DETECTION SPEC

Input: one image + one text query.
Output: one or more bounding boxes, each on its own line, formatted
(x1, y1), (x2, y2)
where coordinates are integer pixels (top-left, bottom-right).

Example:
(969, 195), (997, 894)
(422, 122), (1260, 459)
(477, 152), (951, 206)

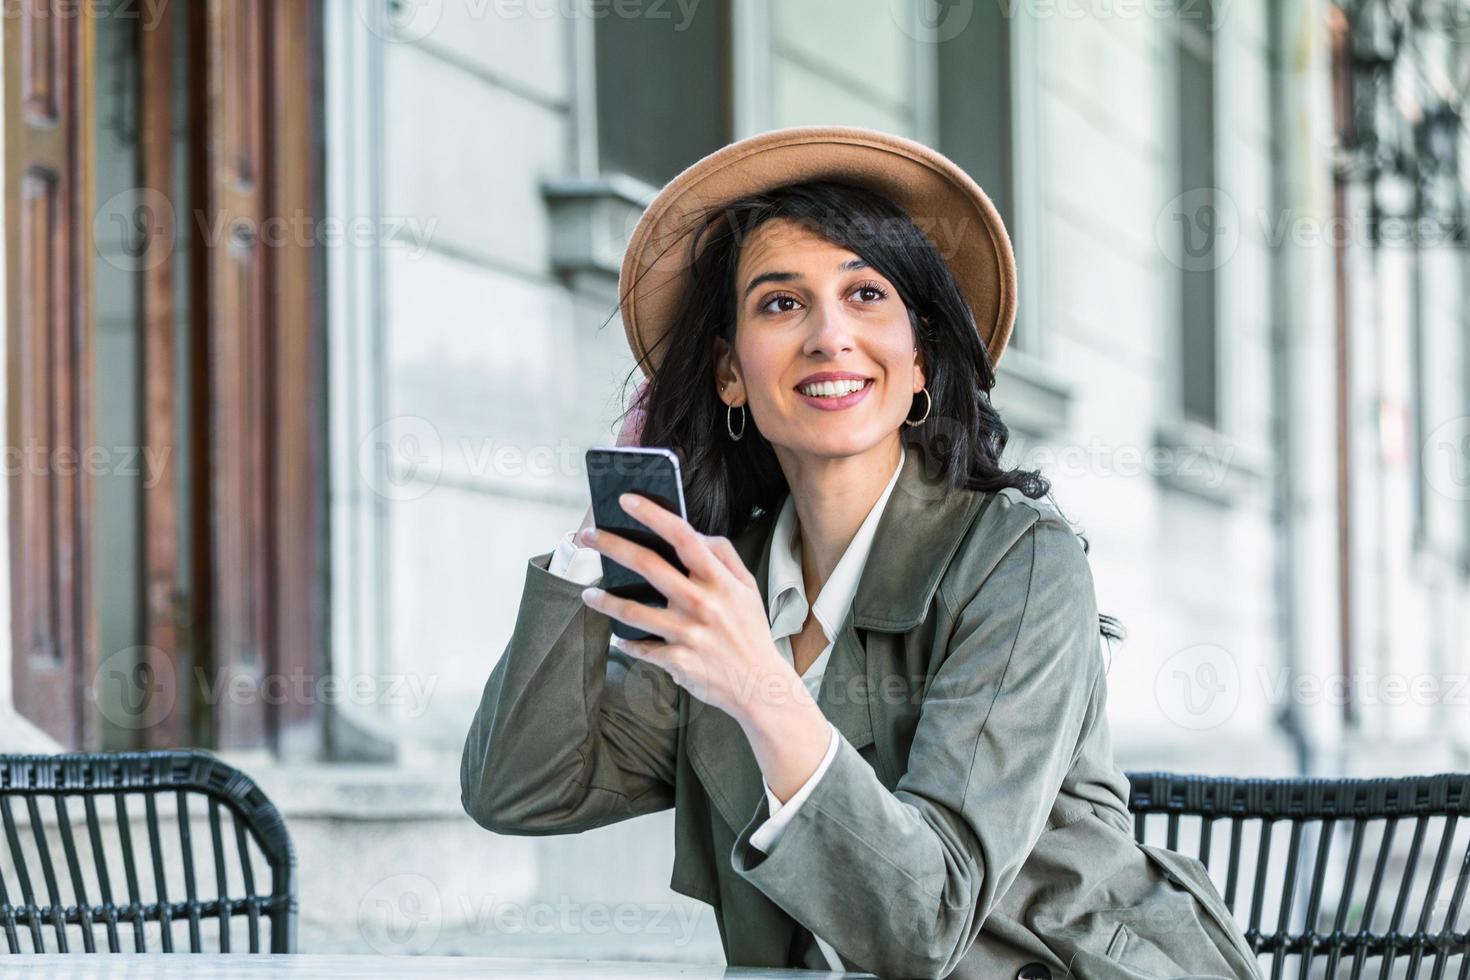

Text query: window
(592, 0), (733, 187)
(934, 3), (1071, 437)
(935, 5), (1013, 270)
(1174, 2), (1220, 429)
(1152, 0), (1267, 504)
(545, 0), (734, 285)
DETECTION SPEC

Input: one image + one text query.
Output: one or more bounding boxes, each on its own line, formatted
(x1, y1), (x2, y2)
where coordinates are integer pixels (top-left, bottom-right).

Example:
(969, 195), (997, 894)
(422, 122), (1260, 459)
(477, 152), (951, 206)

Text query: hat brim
(618, 125), (1018, 379)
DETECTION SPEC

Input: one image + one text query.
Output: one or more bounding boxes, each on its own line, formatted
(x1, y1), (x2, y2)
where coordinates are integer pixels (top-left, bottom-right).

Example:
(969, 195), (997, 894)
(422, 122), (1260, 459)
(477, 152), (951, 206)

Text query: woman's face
(714, 218), (925, 463)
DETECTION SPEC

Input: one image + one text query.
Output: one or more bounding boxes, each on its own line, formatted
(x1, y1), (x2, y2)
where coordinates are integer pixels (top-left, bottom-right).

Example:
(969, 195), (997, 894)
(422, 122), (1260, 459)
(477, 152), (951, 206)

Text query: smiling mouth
(795, 378), (873, 398)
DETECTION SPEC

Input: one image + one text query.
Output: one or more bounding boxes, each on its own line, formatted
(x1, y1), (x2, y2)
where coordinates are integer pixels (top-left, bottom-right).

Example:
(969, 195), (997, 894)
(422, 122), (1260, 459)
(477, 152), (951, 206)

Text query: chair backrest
(0, 750), (296, 953)
(1126, 770), (1470, 980)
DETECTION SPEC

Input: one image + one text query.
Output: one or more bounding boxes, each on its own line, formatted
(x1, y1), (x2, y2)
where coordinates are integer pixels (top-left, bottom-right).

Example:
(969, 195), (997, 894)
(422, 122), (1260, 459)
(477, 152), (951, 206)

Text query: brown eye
(759, 292), (802, 315)
(852, 281), (888, 302)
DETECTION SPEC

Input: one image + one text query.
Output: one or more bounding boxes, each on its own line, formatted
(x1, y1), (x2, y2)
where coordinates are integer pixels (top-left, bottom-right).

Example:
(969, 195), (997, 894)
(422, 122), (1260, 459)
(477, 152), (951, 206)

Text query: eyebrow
(741, 258), (870, 302)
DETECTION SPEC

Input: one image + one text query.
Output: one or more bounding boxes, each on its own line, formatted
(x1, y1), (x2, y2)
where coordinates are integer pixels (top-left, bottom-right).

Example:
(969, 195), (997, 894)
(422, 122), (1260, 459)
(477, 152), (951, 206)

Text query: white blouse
(547, 444), (907, 972)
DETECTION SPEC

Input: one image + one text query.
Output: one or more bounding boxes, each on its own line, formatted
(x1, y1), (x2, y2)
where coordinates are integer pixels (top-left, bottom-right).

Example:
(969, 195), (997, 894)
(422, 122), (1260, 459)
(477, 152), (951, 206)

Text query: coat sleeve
(459, 550), (682, 835)
(728, 515), (1104, 979)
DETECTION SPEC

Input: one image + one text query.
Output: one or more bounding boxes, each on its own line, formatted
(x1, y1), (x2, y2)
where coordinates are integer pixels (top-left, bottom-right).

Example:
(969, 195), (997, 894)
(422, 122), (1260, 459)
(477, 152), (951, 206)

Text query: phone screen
(584, 447), (690, 641)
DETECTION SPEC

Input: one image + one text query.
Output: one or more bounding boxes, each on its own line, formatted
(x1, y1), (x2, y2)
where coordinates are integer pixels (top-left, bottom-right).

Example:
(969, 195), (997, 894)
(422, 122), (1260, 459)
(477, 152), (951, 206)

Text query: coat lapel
(686, 444), (988, 834)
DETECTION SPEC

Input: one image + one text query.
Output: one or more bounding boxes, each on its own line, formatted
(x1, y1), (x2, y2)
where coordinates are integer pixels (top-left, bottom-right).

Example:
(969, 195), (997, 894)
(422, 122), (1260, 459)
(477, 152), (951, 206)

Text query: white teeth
(799, 379), (868, 398)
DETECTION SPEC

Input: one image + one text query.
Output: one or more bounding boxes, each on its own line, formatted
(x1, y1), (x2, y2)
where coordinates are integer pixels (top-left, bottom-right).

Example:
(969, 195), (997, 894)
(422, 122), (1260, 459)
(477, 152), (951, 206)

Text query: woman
(461, 126), (1262, 980)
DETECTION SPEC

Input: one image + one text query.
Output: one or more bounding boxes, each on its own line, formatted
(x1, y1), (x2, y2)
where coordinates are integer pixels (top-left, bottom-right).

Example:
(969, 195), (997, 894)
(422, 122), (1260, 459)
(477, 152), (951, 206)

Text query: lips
(794, 371), (872, 389)
(795, 378), (874, 412)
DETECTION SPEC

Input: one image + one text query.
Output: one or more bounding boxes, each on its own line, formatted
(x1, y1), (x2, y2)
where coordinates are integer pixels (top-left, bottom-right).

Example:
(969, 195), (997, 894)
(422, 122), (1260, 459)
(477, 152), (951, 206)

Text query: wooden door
(6, 0), (324, 754)
(187, 0), (324, 754)
(4, 0), (97, 749)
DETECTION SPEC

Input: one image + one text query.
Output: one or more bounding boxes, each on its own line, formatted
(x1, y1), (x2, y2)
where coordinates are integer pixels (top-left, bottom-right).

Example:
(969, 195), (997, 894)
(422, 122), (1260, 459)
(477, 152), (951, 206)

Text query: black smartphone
(584, 446), (690, 641)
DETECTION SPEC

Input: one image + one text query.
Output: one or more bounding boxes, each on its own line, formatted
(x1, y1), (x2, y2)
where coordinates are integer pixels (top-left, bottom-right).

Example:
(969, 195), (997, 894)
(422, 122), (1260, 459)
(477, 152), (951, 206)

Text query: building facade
(0, 0), (1465, 957)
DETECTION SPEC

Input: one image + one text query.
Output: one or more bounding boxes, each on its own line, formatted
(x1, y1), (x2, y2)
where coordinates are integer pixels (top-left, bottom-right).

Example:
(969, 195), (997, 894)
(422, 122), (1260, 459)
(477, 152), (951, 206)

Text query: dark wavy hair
(606, 178), (1125, 647)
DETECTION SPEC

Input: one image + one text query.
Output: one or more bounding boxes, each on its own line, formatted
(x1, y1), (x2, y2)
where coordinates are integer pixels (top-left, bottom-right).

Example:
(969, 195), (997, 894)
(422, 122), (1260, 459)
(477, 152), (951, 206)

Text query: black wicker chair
(1127, 770), (1470, 980)
(0, 750), (296, 953)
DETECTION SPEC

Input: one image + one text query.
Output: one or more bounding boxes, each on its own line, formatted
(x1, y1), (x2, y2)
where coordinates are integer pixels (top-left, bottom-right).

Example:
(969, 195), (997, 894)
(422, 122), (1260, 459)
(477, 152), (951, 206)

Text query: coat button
(1016, 963), (1052, 980)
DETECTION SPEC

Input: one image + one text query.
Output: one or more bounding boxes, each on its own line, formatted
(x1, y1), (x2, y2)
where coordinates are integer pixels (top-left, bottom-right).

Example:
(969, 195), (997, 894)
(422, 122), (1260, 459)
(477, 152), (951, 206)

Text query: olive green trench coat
(461, 446), (1264, 980)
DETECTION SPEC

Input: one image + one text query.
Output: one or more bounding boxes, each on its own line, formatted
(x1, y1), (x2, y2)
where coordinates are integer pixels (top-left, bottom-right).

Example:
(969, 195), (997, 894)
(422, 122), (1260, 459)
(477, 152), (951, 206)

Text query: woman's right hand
(577, 378), (651, 533)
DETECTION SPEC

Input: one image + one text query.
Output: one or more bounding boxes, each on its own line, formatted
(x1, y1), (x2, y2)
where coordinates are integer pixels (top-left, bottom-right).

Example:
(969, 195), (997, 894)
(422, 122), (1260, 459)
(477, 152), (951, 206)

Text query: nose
(801, 300), (856, 359)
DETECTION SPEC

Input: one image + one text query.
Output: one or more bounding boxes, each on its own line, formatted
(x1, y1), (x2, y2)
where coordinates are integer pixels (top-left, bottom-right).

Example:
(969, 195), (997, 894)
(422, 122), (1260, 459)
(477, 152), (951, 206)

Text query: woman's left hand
(577, 493), (793, 724)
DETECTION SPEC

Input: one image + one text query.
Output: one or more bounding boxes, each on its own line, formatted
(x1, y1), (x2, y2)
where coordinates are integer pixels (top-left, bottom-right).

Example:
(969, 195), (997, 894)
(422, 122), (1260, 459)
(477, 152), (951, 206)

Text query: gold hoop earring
(904, 387), (931, 428)
(727, 403), (746, 440)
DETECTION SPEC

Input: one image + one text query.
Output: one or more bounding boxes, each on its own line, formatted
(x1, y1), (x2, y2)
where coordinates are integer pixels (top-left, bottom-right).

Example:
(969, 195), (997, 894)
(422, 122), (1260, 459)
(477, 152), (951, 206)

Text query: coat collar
(686, 442), (989, 835)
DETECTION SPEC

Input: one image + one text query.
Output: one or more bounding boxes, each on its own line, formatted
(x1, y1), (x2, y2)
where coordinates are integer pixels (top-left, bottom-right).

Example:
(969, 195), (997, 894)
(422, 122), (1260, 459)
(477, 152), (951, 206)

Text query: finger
(611, 634), (644, 658)
(613, 634), (668, 665)
(620, 493), (724, 581)
(583, 526), (700, 610)
(583, 585), (682, 642)
(704, 534), (756, 590)
(612, 636), (685, 685)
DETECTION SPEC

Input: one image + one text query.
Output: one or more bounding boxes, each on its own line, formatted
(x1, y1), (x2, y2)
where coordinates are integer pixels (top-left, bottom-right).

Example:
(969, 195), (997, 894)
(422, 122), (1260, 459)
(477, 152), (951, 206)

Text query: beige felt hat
(617, 125), (1018, 380)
